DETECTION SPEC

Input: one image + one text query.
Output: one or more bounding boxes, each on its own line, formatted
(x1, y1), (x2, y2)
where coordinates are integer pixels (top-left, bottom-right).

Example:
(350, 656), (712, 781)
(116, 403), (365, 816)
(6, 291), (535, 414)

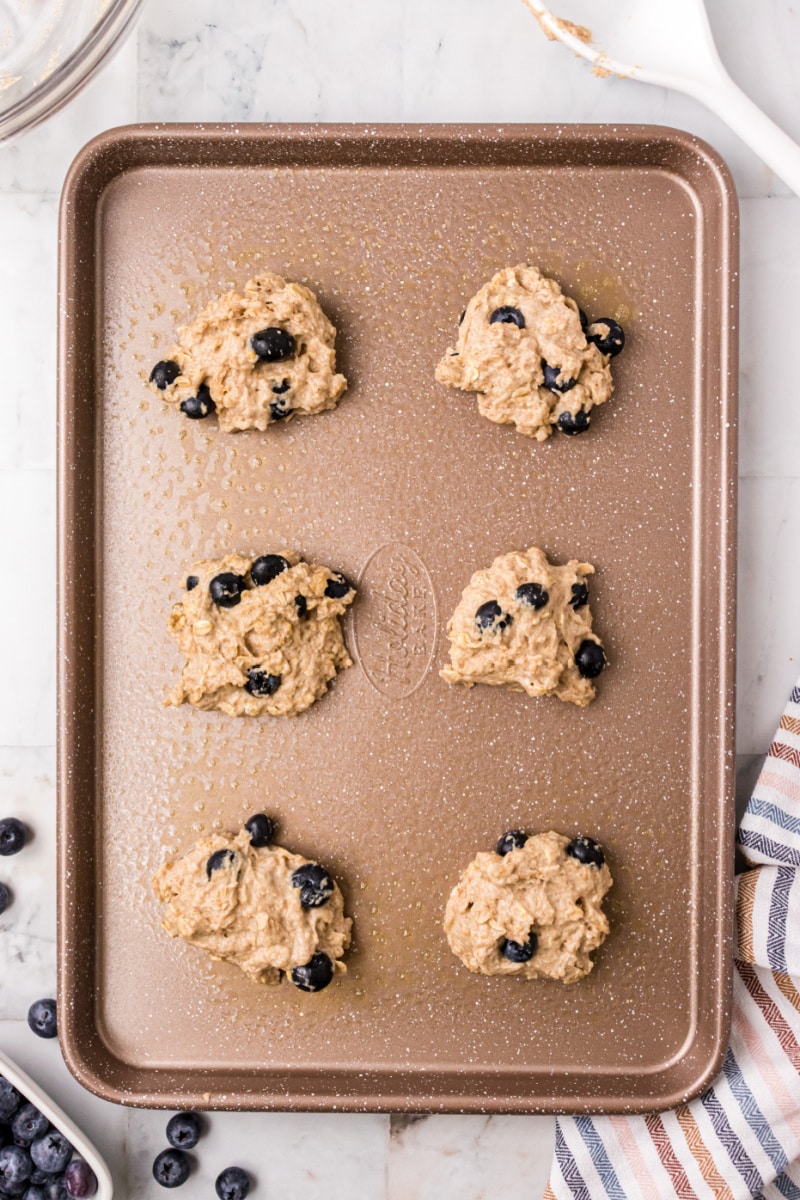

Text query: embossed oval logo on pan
(352, 544), (438, 700)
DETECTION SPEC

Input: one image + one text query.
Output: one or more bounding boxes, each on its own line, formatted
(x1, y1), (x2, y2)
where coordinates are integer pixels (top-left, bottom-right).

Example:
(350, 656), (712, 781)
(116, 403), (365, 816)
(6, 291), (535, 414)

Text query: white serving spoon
(520, 0), (800, 197)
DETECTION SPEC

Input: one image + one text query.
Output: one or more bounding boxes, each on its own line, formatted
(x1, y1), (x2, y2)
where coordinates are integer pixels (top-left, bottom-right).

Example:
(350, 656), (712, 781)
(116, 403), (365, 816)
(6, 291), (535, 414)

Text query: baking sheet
(57, 123), (737, 1112)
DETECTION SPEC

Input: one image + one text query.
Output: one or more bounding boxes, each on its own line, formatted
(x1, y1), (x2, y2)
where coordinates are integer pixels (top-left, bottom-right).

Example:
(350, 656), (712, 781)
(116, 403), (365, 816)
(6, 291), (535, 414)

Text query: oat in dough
(153, 827), (352, 988)
(166, 552), (355, 717)
(435, 264), (619, 441)
(150, 271), (347, 432)
(440, 546), (606, 707)
(444, 830), (612, 983)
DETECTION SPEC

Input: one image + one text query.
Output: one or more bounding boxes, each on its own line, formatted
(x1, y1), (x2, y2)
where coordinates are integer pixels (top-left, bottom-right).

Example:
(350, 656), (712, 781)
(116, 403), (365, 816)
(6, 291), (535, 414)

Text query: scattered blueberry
(290, 951), (334, 993)
(30, 1131), (71, 1175)
(206, 849), (237, 879)
(0, 883), (10, 915)
(501, 932), (538, 963)
(244, 814), (274, 849)
(566, 836), (605, 868)
(489, 306), (525, 329)
(251, 327), (295, 362)
(271, 379), (291, 394)
(209, 573), (247, 608)
(27, 1000), (57, 1040)
(557, 409), (591, 436)
(251, 555), (290, 586)
(244, 669), (281, 697)
(587, 317), (625, 357)
(474, 600), (511, 632)
(542, 362), (577, 393)
(324, 572), (351, 600)
(179, 384), (215, 420)
(185, 575), (199, 592)
(0, 1144), (32, 1188)
(496, 830), (529, 856)
(149, 361), (180, 390)
(515, 583), (548, 610)
(574, 639), (606, 679)
(291, 864), (334, 909)
(294, 594), (308, 618)
(215, 1165), (251, 1200)
(578, 308), (589, 334)
(165, 1112), (201, 1152)
(570, 582), (589, 609)
(152, 1148), (190, 1189)
(64, 1160), (98, 1198)
(0, 819), (26, 857)
(0, 1078), (20, 1121)
(11, 1104), (49, 1147)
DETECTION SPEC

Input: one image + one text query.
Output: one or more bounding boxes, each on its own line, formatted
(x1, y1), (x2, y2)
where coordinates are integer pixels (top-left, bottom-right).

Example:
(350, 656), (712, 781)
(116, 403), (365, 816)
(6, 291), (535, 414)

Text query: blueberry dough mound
(150, 271), (347, 432)
(153, 826), (352, 988)
(440, 546), (606, 707)
(435, 264), (620, 441)
(444, 830), (612, 983)
(166, 552), (356, 717)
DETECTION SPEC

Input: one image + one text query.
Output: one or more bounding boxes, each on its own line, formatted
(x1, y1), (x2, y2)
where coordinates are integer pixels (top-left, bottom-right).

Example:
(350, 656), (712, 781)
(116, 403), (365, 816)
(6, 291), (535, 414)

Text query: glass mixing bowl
(0, 0), (145, 142)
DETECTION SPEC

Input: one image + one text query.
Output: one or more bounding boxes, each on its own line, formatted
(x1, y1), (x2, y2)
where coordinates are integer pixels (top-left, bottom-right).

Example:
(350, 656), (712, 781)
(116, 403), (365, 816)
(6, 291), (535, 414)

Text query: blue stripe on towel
(738, 829), (800, 866)
(746, 798), (800, 840)
(722, 1048), (788, 1173)
(575, 1116), (628, 1200)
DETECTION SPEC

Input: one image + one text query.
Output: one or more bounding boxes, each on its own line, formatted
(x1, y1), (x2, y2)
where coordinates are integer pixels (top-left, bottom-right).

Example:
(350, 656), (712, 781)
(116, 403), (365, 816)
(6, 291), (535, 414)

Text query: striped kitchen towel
(546, 680), (800, 1200)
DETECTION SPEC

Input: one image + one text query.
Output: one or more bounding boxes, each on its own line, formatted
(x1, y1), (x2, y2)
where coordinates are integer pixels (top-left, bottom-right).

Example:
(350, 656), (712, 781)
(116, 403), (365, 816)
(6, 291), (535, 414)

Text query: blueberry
(64, 1161), (98, 1199)
(0, 820), (26, 857)
(324, 572), (352, 600)
(251, 327), (295, 362)
(0, 1145), (32, 1187)
(244, 814), (275, 849)
(570, 582), (589, 609)
(458, 308), (466, 325)
(290, 951), (334, 993)
(30, 1131), (71, 1175)
(25, 1186), (48, 1200)
(474, 600), (511, 632)
(166, 1112), (201, 1151)
(209, 573), (247, 608)
(244, 669), (281, 697)
(566, 836), (605, 868)
(291, 864), (334, 908)
(11, 1105), (48, 1147)
(185, 575), (199, 591)
(557, 409), (590, 436)
(578, 308), (589, 334)
(179, 383), (216, 420)
(587, 318), (624, 357)
(149, 360), (180, 390)
(0, 1079), (20, 1122)
(27, 999), (57, 1040)
(250, 555), (290, 586)
(206, 849), (237, 879)
(152, 1148), (190, 1189)
(515, 583), (548, 610)
(574, 639), (606, 679)
(501, 932), (538, 963)
(0, 1125), (10, 1150)
(0, 883), (10, 916)
(489, 306), (525, 329)
(269, 399), (291, 421)
(542, 362), (577, 393)
(271, 379), (291, 394)
(215, 1166), (251, 1200)
(496, 830), (529, 856)
(28, 1169), (50, 1186)
(294, 594), (308, 618)
(43, 1179), (69, 1200)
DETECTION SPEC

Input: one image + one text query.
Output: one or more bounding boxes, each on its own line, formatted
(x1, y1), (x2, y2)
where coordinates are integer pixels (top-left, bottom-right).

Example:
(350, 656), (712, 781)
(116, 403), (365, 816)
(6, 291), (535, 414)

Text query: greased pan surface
(58, 124), (736, 1112)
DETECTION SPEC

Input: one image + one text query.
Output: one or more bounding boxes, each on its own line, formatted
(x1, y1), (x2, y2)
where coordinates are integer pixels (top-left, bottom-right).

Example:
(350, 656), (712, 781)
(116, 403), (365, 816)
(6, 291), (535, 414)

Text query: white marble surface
(1, 1), (800, 1196)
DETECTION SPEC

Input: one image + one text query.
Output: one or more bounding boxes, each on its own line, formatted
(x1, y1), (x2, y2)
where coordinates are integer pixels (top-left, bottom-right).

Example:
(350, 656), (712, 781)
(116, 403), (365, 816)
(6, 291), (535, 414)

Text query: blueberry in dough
(271, 379), (291, 394)
(149, 360), (180, 390)
(574, 639), (606, 679)
(294, 594), (308, 618)
(251, 327), (295, 362)
(587, 318), (625, 357)
(324, 572), (352, 599)
(244, 814), (275, 848)
(185, 575), (199, 591)
(489, 305), (525, 329)
(179, 383), (216, 419)
(291, 863), (334, 909)
(515, 582), (548, 610)
(474, 600), (511, 632)
(251, 555), (290, 586)
(290, 951), (334, 992)
(542, 362), (577, 393)
(501, 932), (538, 963)
(209, 572), (247, 608)
(269, 398), (291, 421)
(566, 836), (605, 868)
(557, 409), (591, 436)
(496, 830), (529, 856)
(206, 849), (237, 878)
(570, 582), (589, 609)
(244, 669), (281, 697)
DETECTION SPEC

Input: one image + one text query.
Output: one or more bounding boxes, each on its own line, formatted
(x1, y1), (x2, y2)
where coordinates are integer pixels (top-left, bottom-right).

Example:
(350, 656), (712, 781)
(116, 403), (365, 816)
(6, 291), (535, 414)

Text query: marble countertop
(2, 1), (800, 1196)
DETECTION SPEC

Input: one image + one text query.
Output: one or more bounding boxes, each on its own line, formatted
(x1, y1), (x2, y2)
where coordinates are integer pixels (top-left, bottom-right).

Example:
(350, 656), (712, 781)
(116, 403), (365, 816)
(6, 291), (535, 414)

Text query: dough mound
(153, 827), (352, 987)
(440, 546), (606, 707)
(154, 271), (347, 433)
(435, 264), (614, 441)
(444, 830), (612, 983)
(166, 552), (355, 717)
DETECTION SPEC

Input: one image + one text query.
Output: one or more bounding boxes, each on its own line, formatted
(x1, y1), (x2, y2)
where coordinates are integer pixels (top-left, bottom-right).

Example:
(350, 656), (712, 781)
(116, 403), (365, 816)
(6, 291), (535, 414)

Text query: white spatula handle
(695, 73), (800, 198)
